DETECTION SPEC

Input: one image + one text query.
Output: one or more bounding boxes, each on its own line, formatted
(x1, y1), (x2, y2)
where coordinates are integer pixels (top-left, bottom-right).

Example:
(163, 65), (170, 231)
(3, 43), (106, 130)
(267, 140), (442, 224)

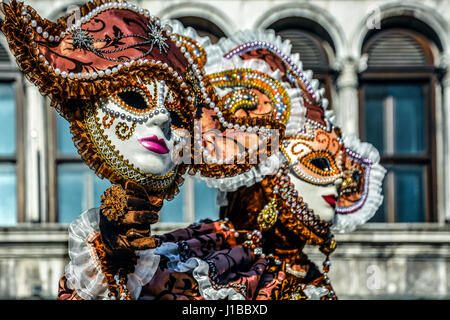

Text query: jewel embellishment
(69, 29), (93, 50)
(257, 198), (279, 231)
(147, 21), (169, 53)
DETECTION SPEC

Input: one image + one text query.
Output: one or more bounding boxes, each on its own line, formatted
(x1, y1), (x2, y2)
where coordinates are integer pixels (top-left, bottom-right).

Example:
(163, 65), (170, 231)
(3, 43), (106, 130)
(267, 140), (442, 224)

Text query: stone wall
(1, 223), (449, 299)
(307, 224), (450, 299)
(0, 225), (68, 299)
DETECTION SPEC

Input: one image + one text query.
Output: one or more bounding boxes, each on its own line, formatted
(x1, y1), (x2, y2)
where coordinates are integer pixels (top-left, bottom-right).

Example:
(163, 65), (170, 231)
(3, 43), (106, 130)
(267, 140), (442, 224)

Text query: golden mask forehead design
(205, 68), (291, 125)
(282, 119), (345, 185)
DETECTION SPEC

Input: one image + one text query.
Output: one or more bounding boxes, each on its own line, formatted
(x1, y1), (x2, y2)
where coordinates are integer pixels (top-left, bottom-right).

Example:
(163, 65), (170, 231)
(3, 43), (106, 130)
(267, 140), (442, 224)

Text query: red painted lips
(138, 135), (169, 154)
(322, 195), (337, 208)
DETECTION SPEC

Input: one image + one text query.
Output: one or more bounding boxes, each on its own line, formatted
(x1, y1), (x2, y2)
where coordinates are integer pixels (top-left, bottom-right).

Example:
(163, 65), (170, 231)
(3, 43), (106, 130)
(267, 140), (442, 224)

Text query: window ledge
(335, 222), (450, 244)
(1, 222), (449, 244)
(0, 223), (69, 243)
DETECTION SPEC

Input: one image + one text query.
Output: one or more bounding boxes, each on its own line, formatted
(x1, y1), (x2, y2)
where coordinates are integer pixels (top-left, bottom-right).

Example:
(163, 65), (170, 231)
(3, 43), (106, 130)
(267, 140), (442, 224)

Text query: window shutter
(365, 30), (432, 68)
(277, 29), (329, 69)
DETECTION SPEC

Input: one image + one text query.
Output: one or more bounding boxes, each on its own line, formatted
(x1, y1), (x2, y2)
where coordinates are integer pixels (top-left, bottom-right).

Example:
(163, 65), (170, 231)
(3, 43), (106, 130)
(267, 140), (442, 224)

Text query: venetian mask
(215, 35), (384, 229)
(283, 110), (386, 230)
(1, 0), (294, 201)
(332, 133), (386, 232)
(282, 115), (345, 222)
(196, 30), (385, 236)
(0, 0), (209, 199)
(84, 79), (189, 191)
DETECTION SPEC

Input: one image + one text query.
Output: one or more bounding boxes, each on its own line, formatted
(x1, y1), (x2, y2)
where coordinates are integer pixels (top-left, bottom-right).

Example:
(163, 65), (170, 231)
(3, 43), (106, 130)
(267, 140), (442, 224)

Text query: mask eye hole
(309, 157), (332, 172)
(160, 119), (172, 140)
(300, 151), (340, 178)
(117, 90), (148, 110)
(114, 83), (154, 113)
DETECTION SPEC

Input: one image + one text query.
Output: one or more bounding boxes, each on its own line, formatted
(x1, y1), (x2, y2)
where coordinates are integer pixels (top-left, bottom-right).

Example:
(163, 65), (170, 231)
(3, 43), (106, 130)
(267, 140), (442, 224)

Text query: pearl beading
(101, 101), (168, 124)
(193, 120), (272, 166)
(273, 166), (331, 235)
(224, 41), (322, 104)
(100, 80), (172, 124)
(85, 108), (178, 191)
(195, 67), (292, 168)
(289, 161), (343, 186)
(210, 70), (289, 122)
(22, 1), (157, 47)
(21, 1), (211, 108)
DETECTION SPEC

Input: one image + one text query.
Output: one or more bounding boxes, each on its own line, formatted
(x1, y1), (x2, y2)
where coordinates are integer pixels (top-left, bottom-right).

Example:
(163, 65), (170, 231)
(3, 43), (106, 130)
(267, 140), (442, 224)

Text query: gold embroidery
(206, 68), (291, 124)
(115, 121), (136, 141)
(257, 198), (278, 230)
(85, 108), (177, 192)
(100, 185), (127, 222)
(102, 113), (115, 129)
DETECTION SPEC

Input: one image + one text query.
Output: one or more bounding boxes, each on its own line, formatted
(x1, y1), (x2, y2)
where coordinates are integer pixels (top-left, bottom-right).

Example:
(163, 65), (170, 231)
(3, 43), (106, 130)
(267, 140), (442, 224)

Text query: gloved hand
(99, 181), (162, 258)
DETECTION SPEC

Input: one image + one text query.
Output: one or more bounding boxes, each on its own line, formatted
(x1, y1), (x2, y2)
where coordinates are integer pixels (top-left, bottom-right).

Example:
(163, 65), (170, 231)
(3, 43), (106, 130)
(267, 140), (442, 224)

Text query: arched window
(267, 17), (336, 106)
(360, 25), (441, 223)
(174, 16), (226, 44)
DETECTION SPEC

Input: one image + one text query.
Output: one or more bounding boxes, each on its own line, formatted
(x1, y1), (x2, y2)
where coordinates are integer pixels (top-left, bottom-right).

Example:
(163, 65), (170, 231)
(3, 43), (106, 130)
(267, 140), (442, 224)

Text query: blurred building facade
(0, 0), (449, 299)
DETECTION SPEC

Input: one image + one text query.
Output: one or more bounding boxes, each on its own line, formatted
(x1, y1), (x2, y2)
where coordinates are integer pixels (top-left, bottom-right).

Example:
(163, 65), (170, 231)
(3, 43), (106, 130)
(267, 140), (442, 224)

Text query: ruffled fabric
(205, 29), (291, 76)
(191, 258), (246, 300)
(64, 208), (111, 300)
(127, 249), (161, 299)
(163, 18), (213, 58)
(154, 242), (188, 271)
(64, 210), (335, 300)
(64, 208), (161, 300)
(333, 133), (386, 233)
(149, 221), (274, 300)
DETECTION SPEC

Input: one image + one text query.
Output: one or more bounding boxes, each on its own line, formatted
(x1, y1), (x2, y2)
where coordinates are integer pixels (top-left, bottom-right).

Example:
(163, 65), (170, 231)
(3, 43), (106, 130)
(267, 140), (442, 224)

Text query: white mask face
(290, 173), (342, 222)
(92, 80), (180, 177)
(282, 120), (345, 222)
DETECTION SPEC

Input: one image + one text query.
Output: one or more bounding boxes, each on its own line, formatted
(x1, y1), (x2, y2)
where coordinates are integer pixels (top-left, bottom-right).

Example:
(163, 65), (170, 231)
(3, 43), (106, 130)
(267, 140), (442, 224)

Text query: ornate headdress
(195, 28), (385, 240)
(1, 0), (207, 197)
(161, 20), (296, 184)
(211, 30), (386, 233)
(1, 0), (288, 201)
(173, 27), (306, 192)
